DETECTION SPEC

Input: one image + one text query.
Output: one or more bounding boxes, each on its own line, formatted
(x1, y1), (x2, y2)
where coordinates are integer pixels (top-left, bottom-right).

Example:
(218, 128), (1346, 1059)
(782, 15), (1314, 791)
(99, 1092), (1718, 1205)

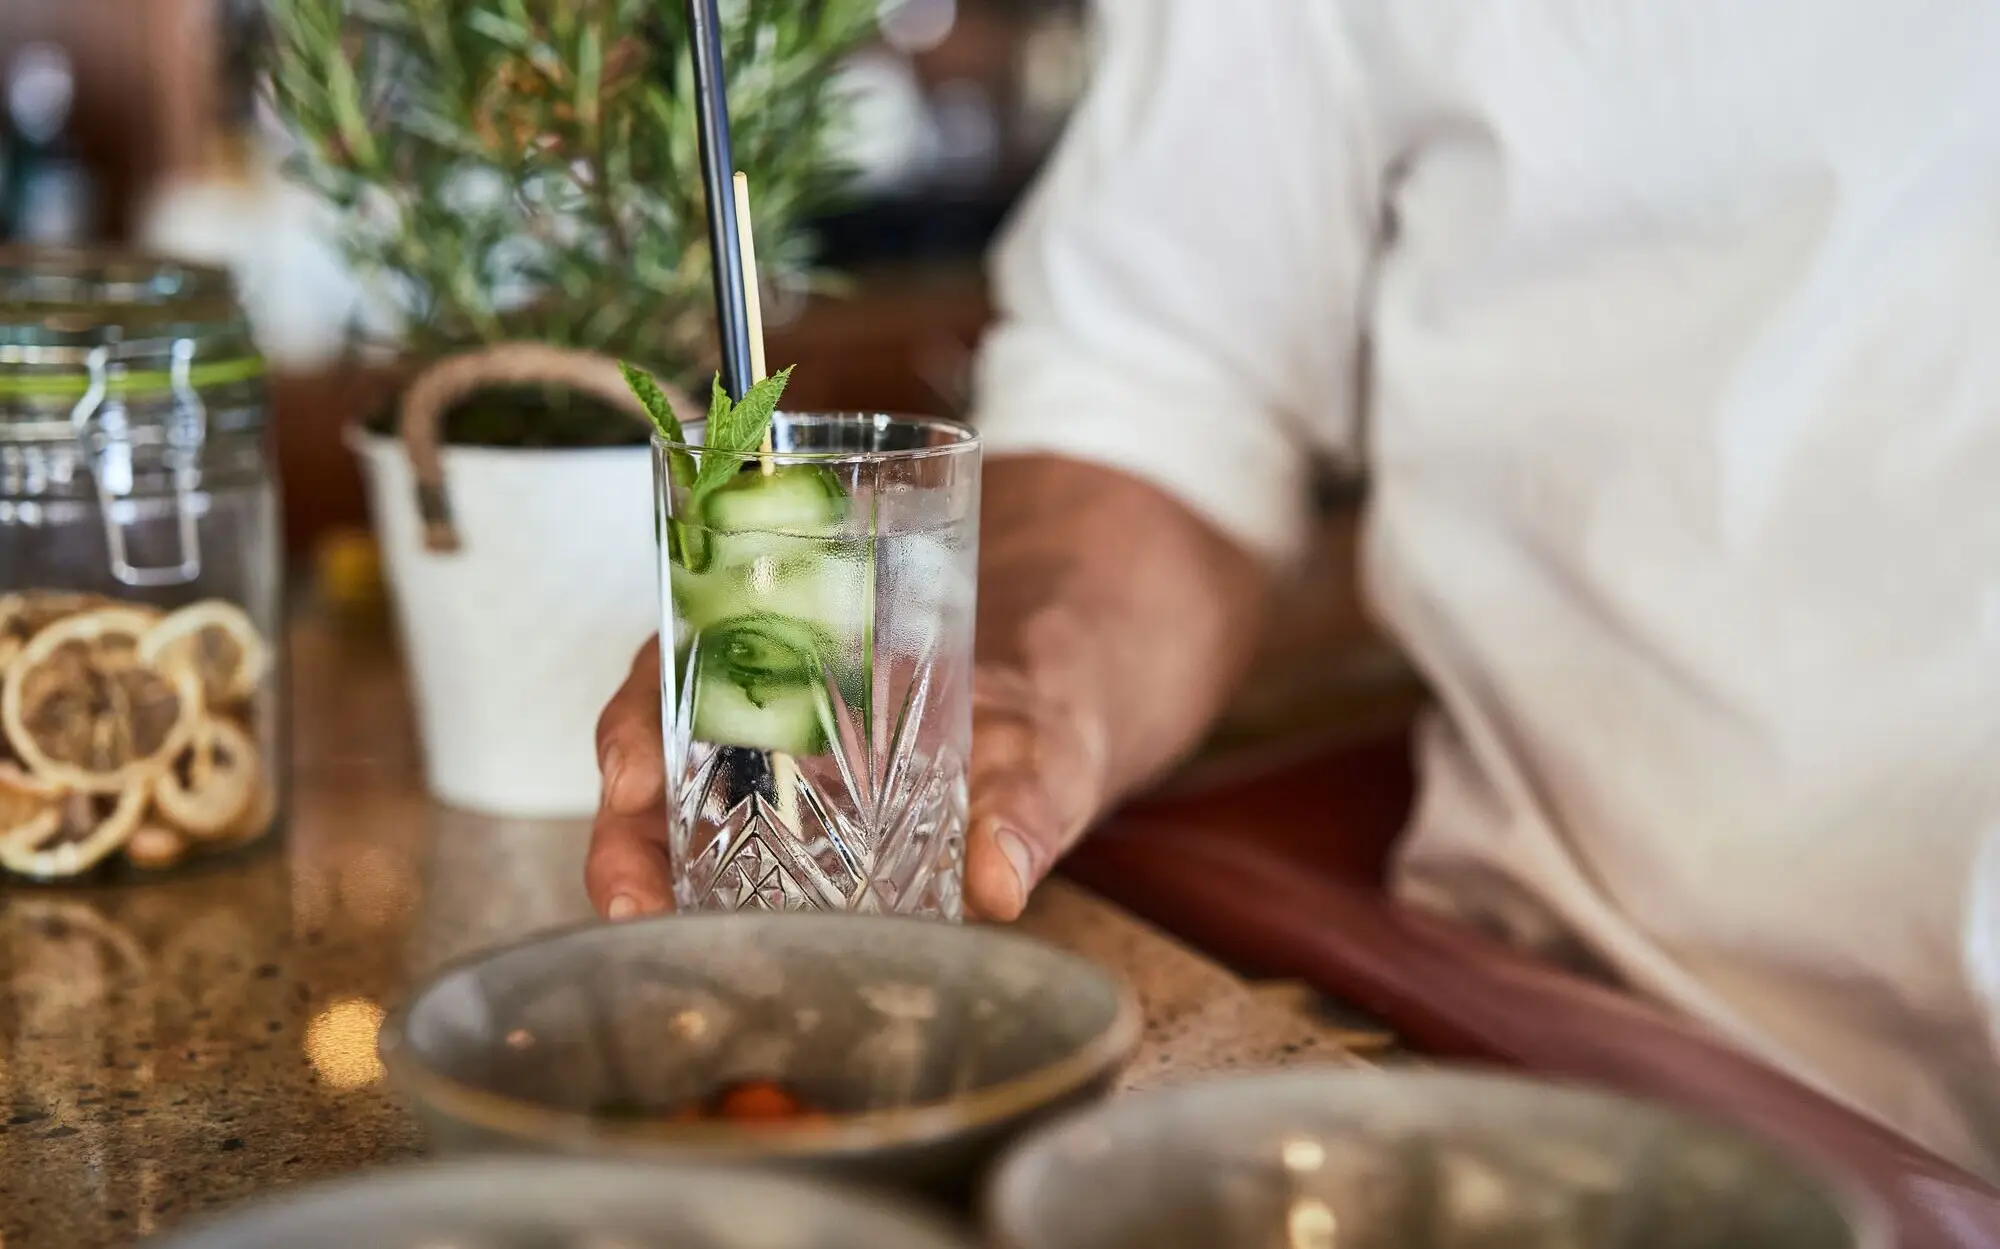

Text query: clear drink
(653, 413), (979, 920)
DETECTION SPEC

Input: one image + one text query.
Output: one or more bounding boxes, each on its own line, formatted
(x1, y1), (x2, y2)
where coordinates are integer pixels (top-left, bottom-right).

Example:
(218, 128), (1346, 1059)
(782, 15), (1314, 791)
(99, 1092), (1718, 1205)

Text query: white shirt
(974, 0), (2000, 1177)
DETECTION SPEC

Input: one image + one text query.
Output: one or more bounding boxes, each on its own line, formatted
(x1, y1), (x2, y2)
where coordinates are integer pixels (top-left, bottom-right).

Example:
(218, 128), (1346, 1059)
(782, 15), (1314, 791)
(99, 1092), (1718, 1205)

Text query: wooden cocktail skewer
(733, 170), (802, 833)
(732, 172), (776, 476)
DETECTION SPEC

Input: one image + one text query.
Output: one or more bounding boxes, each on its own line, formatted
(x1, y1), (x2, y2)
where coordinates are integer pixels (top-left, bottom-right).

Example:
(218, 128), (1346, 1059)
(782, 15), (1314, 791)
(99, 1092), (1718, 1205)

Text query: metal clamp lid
(1, 248), (263, 446)
(69, 339), (207, 586)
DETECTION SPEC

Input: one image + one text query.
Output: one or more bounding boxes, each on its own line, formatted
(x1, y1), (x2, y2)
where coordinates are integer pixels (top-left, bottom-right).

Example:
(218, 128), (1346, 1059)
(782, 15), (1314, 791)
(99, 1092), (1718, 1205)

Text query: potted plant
(265, 0), (874, 816)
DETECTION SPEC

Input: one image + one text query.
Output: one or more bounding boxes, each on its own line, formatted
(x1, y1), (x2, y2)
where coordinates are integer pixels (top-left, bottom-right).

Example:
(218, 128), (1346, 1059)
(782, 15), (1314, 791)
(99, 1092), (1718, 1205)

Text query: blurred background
(0, 0), (1413, 769)
(0, 0), (1089, 550)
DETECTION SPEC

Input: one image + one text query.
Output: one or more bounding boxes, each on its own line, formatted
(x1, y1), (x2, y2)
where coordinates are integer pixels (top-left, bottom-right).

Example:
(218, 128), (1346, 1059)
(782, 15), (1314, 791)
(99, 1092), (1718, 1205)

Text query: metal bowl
(379, 913), (1140, 1205)
(988, 1068), (1888, 1249)
(140, 1156), (970, 1249)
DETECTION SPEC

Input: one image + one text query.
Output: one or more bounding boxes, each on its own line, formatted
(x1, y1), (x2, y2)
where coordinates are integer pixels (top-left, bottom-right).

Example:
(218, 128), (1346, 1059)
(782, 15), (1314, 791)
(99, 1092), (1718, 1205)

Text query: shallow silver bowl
(379, 912), (1141, 1204)
(141, 1156), (971, 1249)
(988, 1068), (1887, 1249)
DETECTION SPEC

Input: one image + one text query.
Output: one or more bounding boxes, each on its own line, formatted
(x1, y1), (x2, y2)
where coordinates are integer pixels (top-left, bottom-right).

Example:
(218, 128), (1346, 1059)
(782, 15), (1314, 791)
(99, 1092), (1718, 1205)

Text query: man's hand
(584, 455), (1269, 922)
(964, 612), (1112, 920)
(584, 635), (1105, 922)
(586, 635), (671, 919)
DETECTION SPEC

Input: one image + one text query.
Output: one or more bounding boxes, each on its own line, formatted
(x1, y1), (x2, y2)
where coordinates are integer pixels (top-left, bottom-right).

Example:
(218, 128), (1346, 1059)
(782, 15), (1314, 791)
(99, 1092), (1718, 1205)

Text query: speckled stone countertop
(0, 614), (1379, 1248)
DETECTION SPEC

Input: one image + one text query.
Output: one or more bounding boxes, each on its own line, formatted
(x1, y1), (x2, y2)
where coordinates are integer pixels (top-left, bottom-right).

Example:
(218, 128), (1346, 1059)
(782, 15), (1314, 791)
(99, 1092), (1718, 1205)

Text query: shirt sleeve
(973, 0), (1379, 568)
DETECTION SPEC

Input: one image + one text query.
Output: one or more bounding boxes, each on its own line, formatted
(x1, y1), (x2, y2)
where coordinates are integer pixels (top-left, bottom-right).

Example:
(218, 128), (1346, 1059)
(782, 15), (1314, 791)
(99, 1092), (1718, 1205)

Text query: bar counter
(0, 611), (1378, 1248)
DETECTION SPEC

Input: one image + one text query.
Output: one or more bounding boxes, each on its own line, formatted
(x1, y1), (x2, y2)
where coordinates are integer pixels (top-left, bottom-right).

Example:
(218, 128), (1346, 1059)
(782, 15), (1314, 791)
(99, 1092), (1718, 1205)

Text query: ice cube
(879, 533), (970, 652)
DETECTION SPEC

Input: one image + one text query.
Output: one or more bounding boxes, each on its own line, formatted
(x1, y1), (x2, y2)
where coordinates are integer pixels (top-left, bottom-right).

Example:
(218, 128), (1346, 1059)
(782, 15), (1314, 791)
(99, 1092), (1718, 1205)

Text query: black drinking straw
(683, 0), (774, 806)
(683, 0), (755, 402)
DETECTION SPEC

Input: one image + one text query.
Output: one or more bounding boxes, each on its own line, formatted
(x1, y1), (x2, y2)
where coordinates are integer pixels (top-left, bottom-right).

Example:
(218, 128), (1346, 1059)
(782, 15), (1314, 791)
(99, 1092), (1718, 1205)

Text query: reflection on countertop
(0, 610), (1373, 1249)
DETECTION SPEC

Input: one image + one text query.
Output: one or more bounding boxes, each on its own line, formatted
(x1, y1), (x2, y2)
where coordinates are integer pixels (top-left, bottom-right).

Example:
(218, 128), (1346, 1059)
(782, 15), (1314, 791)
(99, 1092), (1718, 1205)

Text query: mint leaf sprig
(619, 361), (685, 441)
(619, 361), (695, 490)
(694, 367), (794, 498)
(621, 362), (795, 569)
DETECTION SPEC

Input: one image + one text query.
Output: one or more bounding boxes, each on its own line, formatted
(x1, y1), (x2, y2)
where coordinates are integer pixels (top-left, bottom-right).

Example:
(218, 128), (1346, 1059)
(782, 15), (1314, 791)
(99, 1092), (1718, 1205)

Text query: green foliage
(266, 0), (874, 394)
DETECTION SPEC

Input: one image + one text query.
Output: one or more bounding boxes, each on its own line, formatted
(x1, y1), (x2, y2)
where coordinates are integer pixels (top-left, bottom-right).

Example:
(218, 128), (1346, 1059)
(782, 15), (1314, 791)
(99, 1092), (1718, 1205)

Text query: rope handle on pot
(398, 342), (699, 553)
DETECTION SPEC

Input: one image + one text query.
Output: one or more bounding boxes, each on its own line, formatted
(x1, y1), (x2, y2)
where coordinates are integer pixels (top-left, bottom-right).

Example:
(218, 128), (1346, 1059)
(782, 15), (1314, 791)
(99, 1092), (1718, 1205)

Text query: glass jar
(0, 247), (283, 882)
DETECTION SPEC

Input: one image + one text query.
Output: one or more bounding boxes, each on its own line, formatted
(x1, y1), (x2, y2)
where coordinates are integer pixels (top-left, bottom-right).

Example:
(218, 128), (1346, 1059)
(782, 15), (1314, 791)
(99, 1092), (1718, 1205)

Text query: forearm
(976, 454), (1273, 810)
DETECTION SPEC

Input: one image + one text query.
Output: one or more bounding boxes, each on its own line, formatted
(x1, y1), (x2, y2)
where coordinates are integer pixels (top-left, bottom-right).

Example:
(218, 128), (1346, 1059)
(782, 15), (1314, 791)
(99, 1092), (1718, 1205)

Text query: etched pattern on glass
(669, 638), (969, 919)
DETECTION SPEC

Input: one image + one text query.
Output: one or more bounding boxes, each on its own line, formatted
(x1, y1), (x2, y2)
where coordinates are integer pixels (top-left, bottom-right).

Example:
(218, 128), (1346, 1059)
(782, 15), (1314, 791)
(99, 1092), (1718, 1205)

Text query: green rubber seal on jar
(0, 354), (267, 400)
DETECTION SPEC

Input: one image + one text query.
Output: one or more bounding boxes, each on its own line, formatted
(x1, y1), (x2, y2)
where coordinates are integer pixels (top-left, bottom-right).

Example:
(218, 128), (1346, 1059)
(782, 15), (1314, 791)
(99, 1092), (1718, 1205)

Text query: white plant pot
(349, 429), (657, 818)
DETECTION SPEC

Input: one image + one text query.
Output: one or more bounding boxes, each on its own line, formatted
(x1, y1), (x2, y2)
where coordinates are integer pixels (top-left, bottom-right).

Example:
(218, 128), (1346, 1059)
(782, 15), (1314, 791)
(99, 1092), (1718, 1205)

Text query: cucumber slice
(703, 465), (847, 534)
(691, 674), (829, 756)
(667, 467), (870, 759)
(667, 464), (841, 575)
(709, 614), (832, 683)
(687, 617), (835, 755)
(672, 532), (870, 643)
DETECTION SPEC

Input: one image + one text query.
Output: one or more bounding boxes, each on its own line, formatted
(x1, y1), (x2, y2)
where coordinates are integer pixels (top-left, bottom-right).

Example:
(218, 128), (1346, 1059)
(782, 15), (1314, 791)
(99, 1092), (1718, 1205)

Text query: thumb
(965, 663), (1106, 921)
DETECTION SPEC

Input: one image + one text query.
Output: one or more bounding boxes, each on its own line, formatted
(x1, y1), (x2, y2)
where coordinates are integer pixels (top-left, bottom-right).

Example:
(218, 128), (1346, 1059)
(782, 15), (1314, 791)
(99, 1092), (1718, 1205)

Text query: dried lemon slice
(0, 591), (121, 673)
(0, 763), (64, 851)
(1, 607), (203, 793)
(138, 601), (269, 708)
(124, 823), (190, 871)
(0, 785), (148, 879)
(154, 717), (260, 839)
